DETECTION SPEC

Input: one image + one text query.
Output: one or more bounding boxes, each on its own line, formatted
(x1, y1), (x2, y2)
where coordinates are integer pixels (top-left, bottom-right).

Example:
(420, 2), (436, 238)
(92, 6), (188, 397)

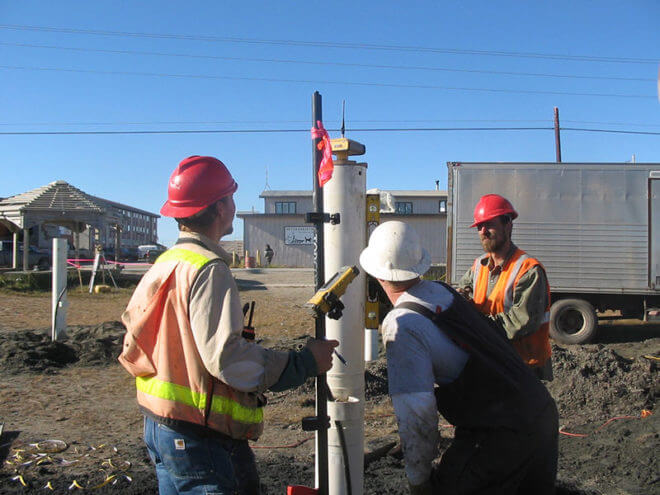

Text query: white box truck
(446, 161), (660, 344)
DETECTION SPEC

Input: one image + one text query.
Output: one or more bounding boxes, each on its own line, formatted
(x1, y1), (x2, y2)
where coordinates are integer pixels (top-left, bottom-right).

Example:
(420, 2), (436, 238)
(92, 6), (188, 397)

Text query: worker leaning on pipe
(359, 221), (558, 495)
(118, 156), (338, 495)
(457, 194), (553, 381)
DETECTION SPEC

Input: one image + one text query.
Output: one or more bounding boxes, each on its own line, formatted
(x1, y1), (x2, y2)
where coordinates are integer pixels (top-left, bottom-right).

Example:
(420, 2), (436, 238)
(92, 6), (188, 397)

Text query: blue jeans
(143, 416), (261, 495)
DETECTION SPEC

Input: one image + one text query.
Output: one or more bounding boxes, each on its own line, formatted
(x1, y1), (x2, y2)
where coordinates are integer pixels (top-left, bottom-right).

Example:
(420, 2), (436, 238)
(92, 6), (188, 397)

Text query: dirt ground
(0, 268), (658, 494)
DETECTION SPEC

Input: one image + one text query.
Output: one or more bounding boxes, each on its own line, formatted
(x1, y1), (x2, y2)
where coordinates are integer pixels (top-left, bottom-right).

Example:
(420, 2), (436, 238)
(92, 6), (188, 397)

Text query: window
(395, 201), (413, 215)
(439, 200), (447, 213)
(275, 201), (297, 214)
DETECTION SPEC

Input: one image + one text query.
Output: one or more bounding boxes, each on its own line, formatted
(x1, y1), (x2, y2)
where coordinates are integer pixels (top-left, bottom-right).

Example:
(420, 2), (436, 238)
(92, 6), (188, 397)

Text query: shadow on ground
(594, 321), (660, 344)
(0, 430), (20, 465)
(235, 279), (267, 290)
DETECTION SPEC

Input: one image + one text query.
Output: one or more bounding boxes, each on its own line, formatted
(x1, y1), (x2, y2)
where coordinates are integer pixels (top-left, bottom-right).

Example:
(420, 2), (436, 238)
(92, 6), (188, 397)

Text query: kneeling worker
(359, 221), (558, 495)
(119, 155), (338, 494)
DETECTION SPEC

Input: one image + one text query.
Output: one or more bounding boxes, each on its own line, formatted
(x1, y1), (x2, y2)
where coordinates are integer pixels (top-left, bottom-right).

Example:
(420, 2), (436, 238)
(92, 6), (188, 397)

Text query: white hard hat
(359, 221), (431, 281)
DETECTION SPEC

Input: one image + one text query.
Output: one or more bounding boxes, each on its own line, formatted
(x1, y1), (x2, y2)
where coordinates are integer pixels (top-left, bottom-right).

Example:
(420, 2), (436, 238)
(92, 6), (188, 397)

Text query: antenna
(264, 165), (271, 190)
(341, 100), (346, 138)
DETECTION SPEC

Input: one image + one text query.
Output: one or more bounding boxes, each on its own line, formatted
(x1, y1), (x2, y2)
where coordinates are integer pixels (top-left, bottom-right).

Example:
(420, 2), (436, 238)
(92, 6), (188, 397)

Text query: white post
(364, 329), (379, 362)
(89, 250), (101, 293)
(323, 156), (367, 495)
(12, 231), (18, 269)
(52, 238), (68, 341)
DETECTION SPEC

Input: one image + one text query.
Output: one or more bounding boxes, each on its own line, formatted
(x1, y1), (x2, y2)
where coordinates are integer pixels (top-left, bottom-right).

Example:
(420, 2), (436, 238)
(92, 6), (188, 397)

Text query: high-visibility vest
(119, 241), (265, 440)
(471, 248), (552, 368)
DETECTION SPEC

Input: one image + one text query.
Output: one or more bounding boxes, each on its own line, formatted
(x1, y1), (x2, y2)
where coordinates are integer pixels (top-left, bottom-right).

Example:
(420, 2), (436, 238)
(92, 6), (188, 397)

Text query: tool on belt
(242, 301), (256, 340)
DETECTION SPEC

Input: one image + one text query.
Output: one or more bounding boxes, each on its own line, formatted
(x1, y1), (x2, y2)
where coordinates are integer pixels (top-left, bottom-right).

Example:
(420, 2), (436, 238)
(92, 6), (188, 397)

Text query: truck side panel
(448, 162), (659, 294)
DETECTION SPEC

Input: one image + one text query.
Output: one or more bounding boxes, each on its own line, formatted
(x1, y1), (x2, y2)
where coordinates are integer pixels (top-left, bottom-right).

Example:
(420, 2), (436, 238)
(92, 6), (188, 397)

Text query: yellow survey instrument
(306, 265), (360, 320)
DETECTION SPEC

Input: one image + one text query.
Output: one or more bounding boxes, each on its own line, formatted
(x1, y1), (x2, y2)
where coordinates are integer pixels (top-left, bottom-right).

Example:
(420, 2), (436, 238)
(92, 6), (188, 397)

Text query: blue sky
(1, 1), (659, 246)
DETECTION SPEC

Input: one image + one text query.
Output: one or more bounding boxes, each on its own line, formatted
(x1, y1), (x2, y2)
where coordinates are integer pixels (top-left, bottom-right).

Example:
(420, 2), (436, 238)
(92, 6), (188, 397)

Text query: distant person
(457, 194), (553, 380)
(359, 221), (558, 495)
(119, 155), (338, 494)
(264, 244), (274, 265)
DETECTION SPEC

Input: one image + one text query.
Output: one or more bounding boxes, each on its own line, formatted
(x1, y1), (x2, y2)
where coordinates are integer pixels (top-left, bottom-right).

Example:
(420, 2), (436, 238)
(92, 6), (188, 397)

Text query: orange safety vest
(471, 248), (552, 368)
(119, 241), (265, 440)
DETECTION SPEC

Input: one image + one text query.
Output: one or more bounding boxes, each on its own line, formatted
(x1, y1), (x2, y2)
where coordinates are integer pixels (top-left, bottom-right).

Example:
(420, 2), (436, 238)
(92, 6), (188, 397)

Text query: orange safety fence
(66, 258), (152, 269)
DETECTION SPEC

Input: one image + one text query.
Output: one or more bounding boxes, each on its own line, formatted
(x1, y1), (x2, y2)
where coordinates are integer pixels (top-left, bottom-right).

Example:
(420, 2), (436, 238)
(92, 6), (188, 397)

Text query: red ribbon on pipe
(311, 120), (334, 187)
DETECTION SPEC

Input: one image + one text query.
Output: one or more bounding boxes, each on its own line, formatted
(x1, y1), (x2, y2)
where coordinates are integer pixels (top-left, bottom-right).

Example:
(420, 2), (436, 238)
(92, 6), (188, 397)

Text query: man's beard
(481, 235), (505, 253)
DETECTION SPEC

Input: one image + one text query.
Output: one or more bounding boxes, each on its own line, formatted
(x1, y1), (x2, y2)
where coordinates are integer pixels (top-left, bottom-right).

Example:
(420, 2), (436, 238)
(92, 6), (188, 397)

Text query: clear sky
(1, 1), (658, 246)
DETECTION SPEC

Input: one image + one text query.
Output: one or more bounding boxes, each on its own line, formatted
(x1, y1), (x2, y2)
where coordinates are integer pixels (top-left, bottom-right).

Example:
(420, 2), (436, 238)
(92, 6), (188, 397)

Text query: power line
(1, 127), (658, 136)
(0, 65), (654, 99)
(561, 127), (660, 136)
(3, 118), (659, 128)
(2, 118), (659, 128)
(1, 41), (654, 83)
(0, 24), (656, 64)
(562, 120), (660, 128)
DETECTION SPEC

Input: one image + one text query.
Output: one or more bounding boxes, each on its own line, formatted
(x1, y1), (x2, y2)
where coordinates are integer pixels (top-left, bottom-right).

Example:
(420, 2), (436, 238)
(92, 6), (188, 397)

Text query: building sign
(285, 226), (316, 245)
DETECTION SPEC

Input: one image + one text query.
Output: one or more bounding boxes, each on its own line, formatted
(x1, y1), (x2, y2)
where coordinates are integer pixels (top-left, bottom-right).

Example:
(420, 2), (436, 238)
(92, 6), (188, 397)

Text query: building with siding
(238, 189), (447, 268)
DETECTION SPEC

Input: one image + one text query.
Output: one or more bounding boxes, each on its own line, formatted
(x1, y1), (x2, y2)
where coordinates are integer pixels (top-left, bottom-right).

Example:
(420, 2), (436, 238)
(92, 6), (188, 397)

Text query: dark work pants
(432, 401), (558, 495)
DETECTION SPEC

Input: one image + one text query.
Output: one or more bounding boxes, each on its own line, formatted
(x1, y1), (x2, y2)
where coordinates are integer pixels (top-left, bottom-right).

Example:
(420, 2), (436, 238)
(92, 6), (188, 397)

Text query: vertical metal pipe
(554, 107), (562, 163)
(52, 238), (68, 341)
(311, 90), (329, 495)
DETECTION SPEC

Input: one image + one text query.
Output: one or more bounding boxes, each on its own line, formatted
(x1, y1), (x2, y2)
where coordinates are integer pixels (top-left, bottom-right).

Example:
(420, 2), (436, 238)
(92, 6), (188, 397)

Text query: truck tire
(549, 298), (598, 344)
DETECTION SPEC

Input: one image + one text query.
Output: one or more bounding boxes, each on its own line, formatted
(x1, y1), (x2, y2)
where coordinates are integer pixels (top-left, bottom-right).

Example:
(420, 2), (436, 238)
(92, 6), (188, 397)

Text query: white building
(238, 189), (447, 267)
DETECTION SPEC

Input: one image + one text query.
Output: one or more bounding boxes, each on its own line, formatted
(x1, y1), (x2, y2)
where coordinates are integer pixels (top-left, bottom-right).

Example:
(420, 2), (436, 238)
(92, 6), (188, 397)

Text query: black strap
(394, 283), (525, 391)
(396, 301), (439, 322)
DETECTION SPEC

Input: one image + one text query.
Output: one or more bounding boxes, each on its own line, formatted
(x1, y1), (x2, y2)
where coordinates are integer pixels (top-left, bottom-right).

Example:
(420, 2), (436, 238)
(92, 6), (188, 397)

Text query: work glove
(408, 479), (433, 495)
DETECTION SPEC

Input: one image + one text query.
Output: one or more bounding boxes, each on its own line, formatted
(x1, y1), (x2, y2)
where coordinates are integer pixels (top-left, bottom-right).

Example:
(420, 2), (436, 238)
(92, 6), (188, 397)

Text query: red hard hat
(470, 194), (518, 227)
(160, 156), (238, 218)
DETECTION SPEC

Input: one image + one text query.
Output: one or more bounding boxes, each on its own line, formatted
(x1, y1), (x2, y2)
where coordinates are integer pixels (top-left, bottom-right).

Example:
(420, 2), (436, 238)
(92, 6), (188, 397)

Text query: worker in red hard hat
(119, 156), (338, 495)
(458, 194), (553, 381)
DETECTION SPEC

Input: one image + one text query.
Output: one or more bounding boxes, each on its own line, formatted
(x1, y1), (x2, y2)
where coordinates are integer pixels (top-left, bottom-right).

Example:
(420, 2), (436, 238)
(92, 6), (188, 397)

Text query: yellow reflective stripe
(136, 376), (206, 410)
(209, 395), (263, 424)
(154, 248), (210, 269)
(136, 376), (263, 425)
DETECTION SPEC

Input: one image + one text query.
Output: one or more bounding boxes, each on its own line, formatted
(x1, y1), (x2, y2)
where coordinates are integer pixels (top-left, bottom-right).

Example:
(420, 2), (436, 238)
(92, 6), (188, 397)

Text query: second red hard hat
(160, 156), (238, 218)
(470, 194), (518, 227)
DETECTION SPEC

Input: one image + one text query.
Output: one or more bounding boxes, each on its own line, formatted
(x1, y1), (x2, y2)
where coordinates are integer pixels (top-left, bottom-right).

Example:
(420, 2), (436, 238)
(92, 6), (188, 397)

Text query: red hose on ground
(559, 411), (652, 438)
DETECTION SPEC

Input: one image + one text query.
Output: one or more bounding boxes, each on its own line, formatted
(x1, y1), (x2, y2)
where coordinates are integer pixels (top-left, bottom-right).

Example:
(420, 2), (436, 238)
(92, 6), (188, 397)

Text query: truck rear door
(649, 172), (660, 289)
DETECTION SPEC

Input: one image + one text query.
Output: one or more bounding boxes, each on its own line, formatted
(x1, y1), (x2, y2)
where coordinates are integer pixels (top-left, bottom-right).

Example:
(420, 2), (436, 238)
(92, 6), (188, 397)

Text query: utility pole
(554, 107), (562, 163)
